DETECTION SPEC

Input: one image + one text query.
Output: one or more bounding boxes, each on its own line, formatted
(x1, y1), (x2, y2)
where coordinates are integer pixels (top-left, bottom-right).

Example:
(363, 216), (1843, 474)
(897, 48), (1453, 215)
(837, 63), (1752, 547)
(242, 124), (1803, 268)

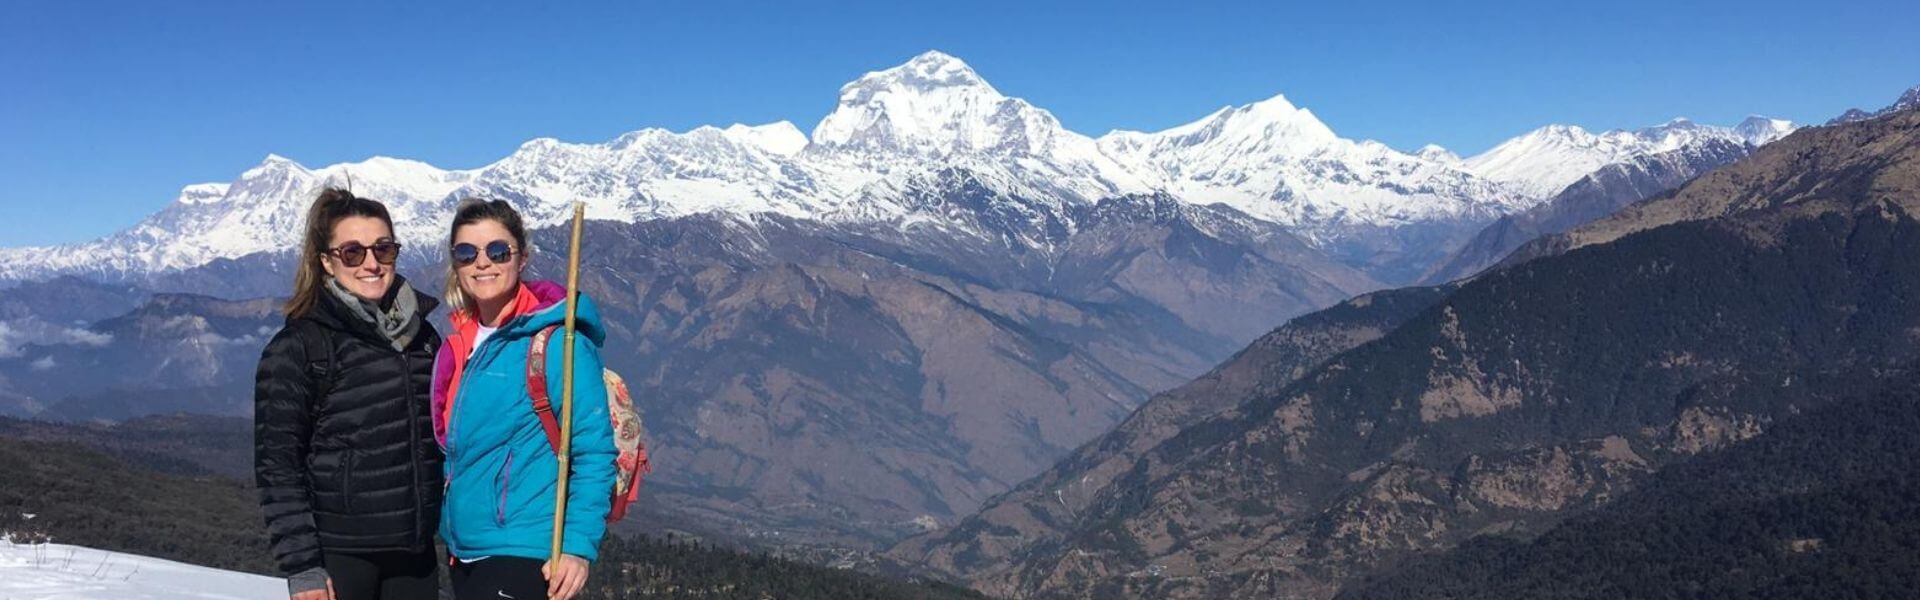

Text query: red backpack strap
(526, 326), (562, 454)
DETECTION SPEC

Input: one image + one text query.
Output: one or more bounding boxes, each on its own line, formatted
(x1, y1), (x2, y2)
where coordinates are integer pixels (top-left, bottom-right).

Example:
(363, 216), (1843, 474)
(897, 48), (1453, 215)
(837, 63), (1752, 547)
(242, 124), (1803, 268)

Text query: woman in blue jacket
(430, 198), (616, 600)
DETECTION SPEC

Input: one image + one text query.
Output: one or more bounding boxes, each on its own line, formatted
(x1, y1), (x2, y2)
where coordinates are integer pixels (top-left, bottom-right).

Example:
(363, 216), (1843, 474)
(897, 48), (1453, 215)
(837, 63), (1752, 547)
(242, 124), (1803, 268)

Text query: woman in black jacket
(255, 188), (444, 600)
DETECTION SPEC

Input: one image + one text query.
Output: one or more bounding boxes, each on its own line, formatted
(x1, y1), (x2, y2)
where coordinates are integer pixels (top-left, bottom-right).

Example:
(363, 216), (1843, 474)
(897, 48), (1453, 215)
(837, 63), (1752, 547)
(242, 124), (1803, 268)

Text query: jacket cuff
(287, 566), (329, 595)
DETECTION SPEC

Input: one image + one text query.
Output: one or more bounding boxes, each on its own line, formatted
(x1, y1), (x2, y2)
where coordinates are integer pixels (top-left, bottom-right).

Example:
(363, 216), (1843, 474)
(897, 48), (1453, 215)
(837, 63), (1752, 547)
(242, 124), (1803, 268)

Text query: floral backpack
(527, 326), (651, 522)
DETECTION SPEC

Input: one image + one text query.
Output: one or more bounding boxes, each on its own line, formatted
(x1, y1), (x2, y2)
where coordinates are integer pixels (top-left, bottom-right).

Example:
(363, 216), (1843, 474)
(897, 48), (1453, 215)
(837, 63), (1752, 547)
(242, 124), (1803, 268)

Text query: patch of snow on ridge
(0, 539), (282, 599)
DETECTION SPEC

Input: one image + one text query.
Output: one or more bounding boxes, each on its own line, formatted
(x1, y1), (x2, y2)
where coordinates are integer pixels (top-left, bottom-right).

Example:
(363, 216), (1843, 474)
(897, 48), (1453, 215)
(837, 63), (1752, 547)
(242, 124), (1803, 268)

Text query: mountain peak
(827, 50), (998, 108)
(240, 154), (309, 179)
(1890, 85), (1920, 114)
(1734, 115), (1797, 146)
(1824, 83), (1920, 125)
(1632, 118), (1704, 140)
(1466, 115), (1777, 200)
(1529, 123), (1597, 142)
(1240, 92), (1304, 117)
(1828, 108), (1875, 125)
(723, 121), (808, 156)
(1418, 144), (1462, 163)
(890, 50), (988, 89)
(1148, 92), (1338, 151)
(811, 51), (1067, 157)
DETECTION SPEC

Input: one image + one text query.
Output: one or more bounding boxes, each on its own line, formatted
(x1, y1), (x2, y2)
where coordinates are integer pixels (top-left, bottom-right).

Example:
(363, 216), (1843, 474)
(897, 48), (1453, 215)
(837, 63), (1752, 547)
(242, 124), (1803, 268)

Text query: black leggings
(322, 549), (441, 600)
(450, 556), (548, 600)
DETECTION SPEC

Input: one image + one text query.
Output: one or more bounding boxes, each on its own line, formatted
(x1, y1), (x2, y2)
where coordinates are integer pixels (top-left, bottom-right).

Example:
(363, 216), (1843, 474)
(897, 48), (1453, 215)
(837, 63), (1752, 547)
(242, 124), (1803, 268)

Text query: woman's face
(452, 219), (524, 309)
(320, 216), (397, 302)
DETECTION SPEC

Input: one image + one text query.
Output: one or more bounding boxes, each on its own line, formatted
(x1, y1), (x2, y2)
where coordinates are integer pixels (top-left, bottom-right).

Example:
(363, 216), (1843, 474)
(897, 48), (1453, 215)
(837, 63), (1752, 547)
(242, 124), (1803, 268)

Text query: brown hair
(284, 188), (396, 317)
(444, 198), (531, 312)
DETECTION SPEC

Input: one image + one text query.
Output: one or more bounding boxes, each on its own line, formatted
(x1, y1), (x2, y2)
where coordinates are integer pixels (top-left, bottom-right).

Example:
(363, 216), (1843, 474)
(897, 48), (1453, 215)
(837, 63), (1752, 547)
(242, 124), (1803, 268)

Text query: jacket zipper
(401, 350), (425, 550)
(449, 316), (529, 532)
(496, 450), (515, 526)
(446, 325), (508, 456)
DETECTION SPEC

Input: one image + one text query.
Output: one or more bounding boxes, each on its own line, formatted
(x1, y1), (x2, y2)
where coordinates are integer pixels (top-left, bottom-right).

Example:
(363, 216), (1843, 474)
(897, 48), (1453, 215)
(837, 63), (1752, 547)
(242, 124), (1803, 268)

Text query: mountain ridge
(0, 51), (1790, 287)
(896, 99), (1920, 599)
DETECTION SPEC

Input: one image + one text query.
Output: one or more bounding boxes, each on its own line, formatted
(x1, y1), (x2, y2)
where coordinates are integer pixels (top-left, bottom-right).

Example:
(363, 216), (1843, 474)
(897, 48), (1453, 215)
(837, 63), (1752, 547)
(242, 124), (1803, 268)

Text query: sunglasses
(452, 240), (517, 266)
(326, 240), (402, 268)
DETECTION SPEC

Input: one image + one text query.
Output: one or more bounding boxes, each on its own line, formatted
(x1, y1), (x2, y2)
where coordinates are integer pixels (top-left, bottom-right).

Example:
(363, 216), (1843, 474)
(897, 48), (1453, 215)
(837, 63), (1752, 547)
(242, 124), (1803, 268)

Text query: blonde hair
(444, 198), (531, 312)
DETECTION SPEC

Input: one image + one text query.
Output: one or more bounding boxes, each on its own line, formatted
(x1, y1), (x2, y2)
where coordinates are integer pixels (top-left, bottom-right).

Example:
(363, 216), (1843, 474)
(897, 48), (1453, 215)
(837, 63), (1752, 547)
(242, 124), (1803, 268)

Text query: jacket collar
(446, 279), (605, 357)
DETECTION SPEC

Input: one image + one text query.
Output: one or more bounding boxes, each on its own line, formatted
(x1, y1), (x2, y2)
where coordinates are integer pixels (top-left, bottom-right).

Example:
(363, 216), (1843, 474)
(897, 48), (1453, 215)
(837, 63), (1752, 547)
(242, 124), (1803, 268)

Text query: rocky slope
(1339, 367), (1920, 599)
(523, 193), (1378, 546)
(899, 102), (1920, 599)
(887, 284), (1451, 583)
(1504, 104), (1920, 269)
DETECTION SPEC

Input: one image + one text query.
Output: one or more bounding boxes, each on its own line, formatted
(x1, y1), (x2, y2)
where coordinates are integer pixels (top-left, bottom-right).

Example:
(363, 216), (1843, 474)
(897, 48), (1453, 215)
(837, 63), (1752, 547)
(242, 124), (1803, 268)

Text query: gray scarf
(325, 277), (423, 351)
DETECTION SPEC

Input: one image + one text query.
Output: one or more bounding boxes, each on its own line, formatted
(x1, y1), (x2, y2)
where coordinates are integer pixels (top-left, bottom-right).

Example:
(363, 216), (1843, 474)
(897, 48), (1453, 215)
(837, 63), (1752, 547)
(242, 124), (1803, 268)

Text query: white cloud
(29, 356), (55, 371)
(190, 331), (265, 347)
(0, 318), (115, 359)
(64, 328), (112, 347)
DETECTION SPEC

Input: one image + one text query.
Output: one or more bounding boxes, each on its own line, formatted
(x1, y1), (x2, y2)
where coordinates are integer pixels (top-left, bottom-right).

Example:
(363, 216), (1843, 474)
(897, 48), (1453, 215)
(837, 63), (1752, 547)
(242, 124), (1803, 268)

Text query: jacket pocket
(495, 450), (515, 526)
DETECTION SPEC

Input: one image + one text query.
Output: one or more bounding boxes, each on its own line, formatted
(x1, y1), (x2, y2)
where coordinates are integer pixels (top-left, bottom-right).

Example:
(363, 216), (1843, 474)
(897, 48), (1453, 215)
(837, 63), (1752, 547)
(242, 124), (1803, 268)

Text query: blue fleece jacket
(437, 282), (616, 562)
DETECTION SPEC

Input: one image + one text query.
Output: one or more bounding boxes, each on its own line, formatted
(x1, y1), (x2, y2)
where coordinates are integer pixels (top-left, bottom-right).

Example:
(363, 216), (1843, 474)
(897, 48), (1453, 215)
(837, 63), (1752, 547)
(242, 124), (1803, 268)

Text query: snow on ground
(0, 539), (281, 600)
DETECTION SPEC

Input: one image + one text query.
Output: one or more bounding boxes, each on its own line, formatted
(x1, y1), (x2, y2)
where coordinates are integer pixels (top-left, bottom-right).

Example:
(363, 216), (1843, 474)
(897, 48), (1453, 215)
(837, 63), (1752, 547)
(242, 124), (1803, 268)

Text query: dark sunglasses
(452, 240), (517, 266)
(326, 240), (402, 268)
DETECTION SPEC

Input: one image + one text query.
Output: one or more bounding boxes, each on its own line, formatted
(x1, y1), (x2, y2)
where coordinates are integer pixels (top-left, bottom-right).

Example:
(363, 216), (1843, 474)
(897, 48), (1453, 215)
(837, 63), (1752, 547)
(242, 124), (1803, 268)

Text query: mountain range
(1461, 117), (1791, 200)
(0, 51), (1797, 289)
(12, 52), (1899, 586)
(1422, 133), (1757, 284)
(889, 91), (1920, 599)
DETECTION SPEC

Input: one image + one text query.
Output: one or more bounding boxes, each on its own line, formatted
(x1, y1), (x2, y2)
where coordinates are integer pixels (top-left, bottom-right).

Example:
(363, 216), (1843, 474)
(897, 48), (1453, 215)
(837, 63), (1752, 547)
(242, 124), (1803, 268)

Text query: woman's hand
(543, 554), (590, 600)
(290, 578), (334, 600)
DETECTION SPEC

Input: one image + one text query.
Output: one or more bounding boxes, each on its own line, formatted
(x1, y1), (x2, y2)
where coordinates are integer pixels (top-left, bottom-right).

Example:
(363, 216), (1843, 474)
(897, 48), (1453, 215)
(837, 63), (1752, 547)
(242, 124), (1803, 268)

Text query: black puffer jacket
(253, 282), (444, 577)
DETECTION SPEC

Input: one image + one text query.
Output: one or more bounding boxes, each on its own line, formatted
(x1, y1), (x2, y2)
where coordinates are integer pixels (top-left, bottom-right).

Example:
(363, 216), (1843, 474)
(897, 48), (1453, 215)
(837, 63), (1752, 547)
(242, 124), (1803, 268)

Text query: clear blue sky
(3, 0), (1915, 246)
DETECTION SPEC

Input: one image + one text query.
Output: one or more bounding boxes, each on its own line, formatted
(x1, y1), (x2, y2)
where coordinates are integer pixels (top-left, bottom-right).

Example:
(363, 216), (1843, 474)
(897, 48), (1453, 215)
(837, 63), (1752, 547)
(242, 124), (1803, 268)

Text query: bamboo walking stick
(551, 202), (586, 566)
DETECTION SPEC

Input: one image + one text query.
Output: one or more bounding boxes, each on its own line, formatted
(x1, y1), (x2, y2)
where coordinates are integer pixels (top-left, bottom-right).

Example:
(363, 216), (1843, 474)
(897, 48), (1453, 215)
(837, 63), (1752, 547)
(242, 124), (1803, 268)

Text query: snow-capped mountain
(3, 51), (1769, 284)
(1424, 134), (1758, 285)
(450, 122), (833, 229)
(431, 51), (1164, 241)
(1097, 94), (1530, 240)
(1464, 116), (1797, 200)
(816, 52), (1112, 165)
(1734, 116), (1796, 145)
(0, 156), (471, 280)
(806, 50), (1151, 221)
